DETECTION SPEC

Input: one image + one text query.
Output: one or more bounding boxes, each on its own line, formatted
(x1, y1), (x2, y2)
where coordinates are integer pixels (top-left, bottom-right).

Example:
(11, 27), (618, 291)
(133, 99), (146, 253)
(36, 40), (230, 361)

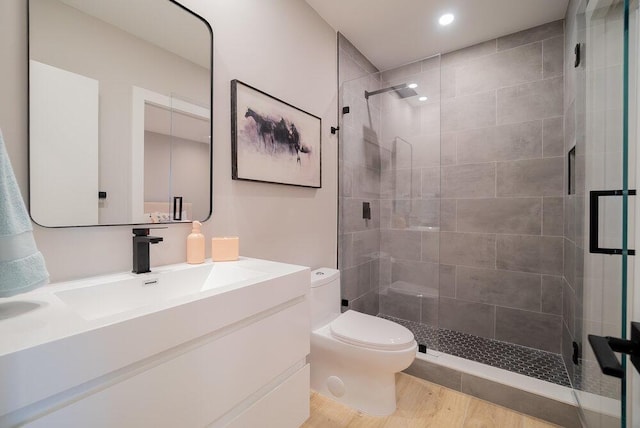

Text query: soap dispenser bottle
(187, 221), (205, 264)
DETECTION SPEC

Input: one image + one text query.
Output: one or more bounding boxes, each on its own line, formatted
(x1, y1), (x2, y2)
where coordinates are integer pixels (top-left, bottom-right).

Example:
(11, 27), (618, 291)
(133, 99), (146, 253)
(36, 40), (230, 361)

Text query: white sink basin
(55, 263), (265, 320)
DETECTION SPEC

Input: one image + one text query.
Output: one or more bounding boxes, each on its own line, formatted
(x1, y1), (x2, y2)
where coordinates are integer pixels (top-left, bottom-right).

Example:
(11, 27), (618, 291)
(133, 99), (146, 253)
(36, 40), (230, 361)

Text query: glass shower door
(337, 57), (442, 333)
(579, 0), (638, 426)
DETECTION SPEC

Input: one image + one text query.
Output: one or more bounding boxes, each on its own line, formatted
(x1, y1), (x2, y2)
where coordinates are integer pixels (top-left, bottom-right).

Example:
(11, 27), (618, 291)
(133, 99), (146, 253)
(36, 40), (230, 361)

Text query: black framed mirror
(28, 0), (212, 227)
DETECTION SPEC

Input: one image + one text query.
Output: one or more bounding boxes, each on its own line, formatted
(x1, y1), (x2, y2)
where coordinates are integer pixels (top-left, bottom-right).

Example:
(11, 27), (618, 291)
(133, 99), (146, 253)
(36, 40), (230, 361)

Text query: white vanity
(0, 258), (310, 427)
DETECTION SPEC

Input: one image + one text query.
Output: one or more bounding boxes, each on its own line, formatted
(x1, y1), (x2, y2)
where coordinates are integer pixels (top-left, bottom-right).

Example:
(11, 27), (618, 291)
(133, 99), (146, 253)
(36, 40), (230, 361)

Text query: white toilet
(309, 268), (417, 416)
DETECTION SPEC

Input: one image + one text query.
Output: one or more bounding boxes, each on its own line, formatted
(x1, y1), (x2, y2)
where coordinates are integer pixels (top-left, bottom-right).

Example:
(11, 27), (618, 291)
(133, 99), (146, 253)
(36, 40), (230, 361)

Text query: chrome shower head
(364, 83), (418, 100)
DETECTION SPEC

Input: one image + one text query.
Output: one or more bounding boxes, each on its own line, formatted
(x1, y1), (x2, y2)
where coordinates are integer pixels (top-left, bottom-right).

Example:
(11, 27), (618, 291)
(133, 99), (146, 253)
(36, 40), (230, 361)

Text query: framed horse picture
(231, 80), (321, 188)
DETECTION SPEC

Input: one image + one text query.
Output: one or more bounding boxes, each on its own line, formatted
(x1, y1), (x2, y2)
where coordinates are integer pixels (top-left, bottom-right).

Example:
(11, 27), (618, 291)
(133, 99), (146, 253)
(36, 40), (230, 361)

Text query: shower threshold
(379, 314), (571, 387)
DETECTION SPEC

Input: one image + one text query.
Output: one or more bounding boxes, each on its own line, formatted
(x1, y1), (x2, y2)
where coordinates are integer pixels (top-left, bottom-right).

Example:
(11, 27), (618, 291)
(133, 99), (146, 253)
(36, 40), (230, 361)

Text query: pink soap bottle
(187, 221), (205, 264)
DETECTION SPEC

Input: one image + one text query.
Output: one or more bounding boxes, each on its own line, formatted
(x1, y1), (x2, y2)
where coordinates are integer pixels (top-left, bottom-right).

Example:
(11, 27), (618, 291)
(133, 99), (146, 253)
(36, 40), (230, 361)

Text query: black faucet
(132, 228), (164, 274)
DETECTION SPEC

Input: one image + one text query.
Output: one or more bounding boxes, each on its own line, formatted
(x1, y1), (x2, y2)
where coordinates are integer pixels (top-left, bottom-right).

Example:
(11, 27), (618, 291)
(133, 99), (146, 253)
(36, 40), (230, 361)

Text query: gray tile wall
(436, 20), (565, 353)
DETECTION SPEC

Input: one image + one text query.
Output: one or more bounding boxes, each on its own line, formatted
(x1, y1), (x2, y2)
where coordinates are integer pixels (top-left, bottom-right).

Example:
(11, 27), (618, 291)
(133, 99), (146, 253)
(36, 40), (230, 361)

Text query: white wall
(0, 0), (337, 282)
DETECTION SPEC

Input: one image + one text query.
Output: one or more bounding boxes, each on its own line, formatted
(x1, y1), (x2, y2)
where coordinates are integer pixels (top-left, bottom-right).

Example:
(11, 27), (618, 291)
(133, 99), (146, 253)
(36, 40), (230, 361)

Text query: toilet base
(309, 325), (416, 416)
(310, 358), (398, 416)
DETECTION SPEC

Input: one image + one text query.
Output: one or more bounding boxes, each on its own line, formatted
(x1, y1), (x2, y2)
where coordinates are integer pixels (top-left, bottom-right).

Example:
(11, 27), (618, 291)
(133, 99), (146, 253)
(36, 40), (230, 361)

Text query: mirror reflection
(28, 0), (212, 227)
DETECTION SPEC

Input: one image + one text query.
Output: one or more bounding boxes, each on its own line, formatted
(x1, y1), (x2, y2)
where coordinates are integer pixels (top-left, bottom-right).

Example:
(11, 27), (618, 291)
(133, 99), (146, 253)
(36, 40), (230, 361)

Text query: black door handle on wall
(588, 335), (625, 378)
(588, 322), (640, 378)
(589, 189), (636, 255)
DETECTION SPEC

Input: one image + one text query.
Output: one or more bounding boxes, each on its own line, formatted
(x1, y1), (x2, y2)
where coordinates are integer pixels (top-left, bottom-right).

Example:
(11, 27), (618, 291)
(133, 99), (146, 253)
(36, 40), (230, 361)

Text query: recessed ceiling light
(419, 96), (428, 102)
(439, 13), (455, 26)
(407, 83), (418, 89)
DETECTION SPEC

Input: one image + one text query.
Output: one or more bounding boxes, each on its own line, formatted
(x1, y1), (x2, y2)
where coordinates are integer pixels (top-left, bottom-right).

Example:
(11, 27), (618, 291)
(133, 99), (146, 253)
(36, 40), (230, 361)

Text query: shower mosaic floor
(380, 315), (572, 387)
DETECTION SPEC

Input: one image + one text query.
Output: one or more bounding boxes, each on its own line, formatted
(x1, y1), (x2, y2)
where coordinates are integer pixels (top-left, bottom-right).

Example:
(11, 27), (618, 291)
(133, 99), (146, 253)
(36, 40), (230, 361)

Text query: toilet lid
(330, 310), (415, 351)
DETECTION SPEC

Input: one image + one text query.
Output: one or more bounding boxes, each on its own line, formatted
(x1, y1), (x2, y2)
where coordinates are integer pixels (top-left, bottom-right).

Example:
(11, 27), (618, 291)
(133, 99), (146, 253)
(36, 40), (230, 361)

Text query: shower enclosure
(339, 3), (640, 422)
(340, 32), (570, 371)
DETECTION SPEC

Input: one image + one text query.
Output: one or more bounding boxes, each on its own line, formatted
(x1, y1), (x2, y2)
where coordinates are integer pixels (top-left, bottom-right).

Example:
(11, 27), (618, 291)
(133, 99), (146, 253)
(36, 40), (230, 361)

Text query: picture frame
(231, 79), (322, 188)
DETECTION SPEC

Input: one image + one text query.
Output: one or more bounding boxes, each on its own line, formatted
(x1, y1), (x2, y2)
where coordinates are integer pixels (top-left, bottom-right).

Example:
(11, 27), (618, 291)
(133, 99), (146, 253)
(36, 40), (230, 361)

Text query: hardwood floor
(302, 373), (561, 428)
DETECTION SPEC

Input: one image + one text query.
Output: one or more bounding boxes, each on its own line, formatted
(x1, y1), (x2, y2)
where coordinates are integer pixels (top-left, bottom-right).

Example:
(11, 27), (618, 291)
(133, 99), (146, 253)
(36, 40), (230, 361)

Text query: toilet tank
(310, 268), (341, 330)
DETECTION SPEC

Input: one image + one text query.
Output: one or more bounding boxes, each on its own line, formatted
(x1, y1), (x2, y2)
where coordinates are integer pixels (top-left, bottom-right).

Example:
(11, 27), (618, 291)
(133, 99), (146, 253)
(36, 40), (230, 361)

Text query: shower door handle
(589, 189), (636, 255)
(588, 322), (640, 378)
(588, 334), (624, 378)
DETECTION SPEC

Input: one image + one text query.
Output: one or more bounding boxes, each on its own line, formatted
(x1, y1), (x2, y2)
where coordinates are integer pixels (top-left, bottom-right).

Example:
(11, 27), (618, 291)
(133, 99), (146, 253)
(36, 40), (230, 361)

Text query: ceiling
(305, 0), (570, 70)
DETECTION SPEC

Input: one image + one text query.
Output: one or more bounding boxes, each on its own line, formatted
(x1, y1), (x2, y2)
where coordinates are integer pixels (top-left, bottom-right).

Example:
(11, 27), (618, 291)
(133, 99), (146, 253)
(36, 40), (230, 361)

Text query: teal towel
(0, 129), (49, 297)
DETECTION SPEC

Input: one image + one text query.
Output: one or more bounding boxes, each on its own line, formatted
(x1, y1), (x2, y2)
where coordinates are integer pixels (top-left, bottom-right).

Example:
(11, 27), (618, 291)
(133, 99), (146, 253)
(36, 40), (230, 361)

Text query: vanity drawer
(225, 364), (310, 428)
(25, 299), (309, 427)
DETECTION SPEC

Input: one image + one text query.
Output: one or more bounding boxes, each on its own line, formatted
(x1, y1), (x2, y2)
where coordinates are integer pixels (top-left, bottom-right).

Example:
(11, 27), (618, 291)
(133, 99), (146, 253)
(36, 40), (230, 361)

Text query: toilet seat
(329, 310), (415, 351)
